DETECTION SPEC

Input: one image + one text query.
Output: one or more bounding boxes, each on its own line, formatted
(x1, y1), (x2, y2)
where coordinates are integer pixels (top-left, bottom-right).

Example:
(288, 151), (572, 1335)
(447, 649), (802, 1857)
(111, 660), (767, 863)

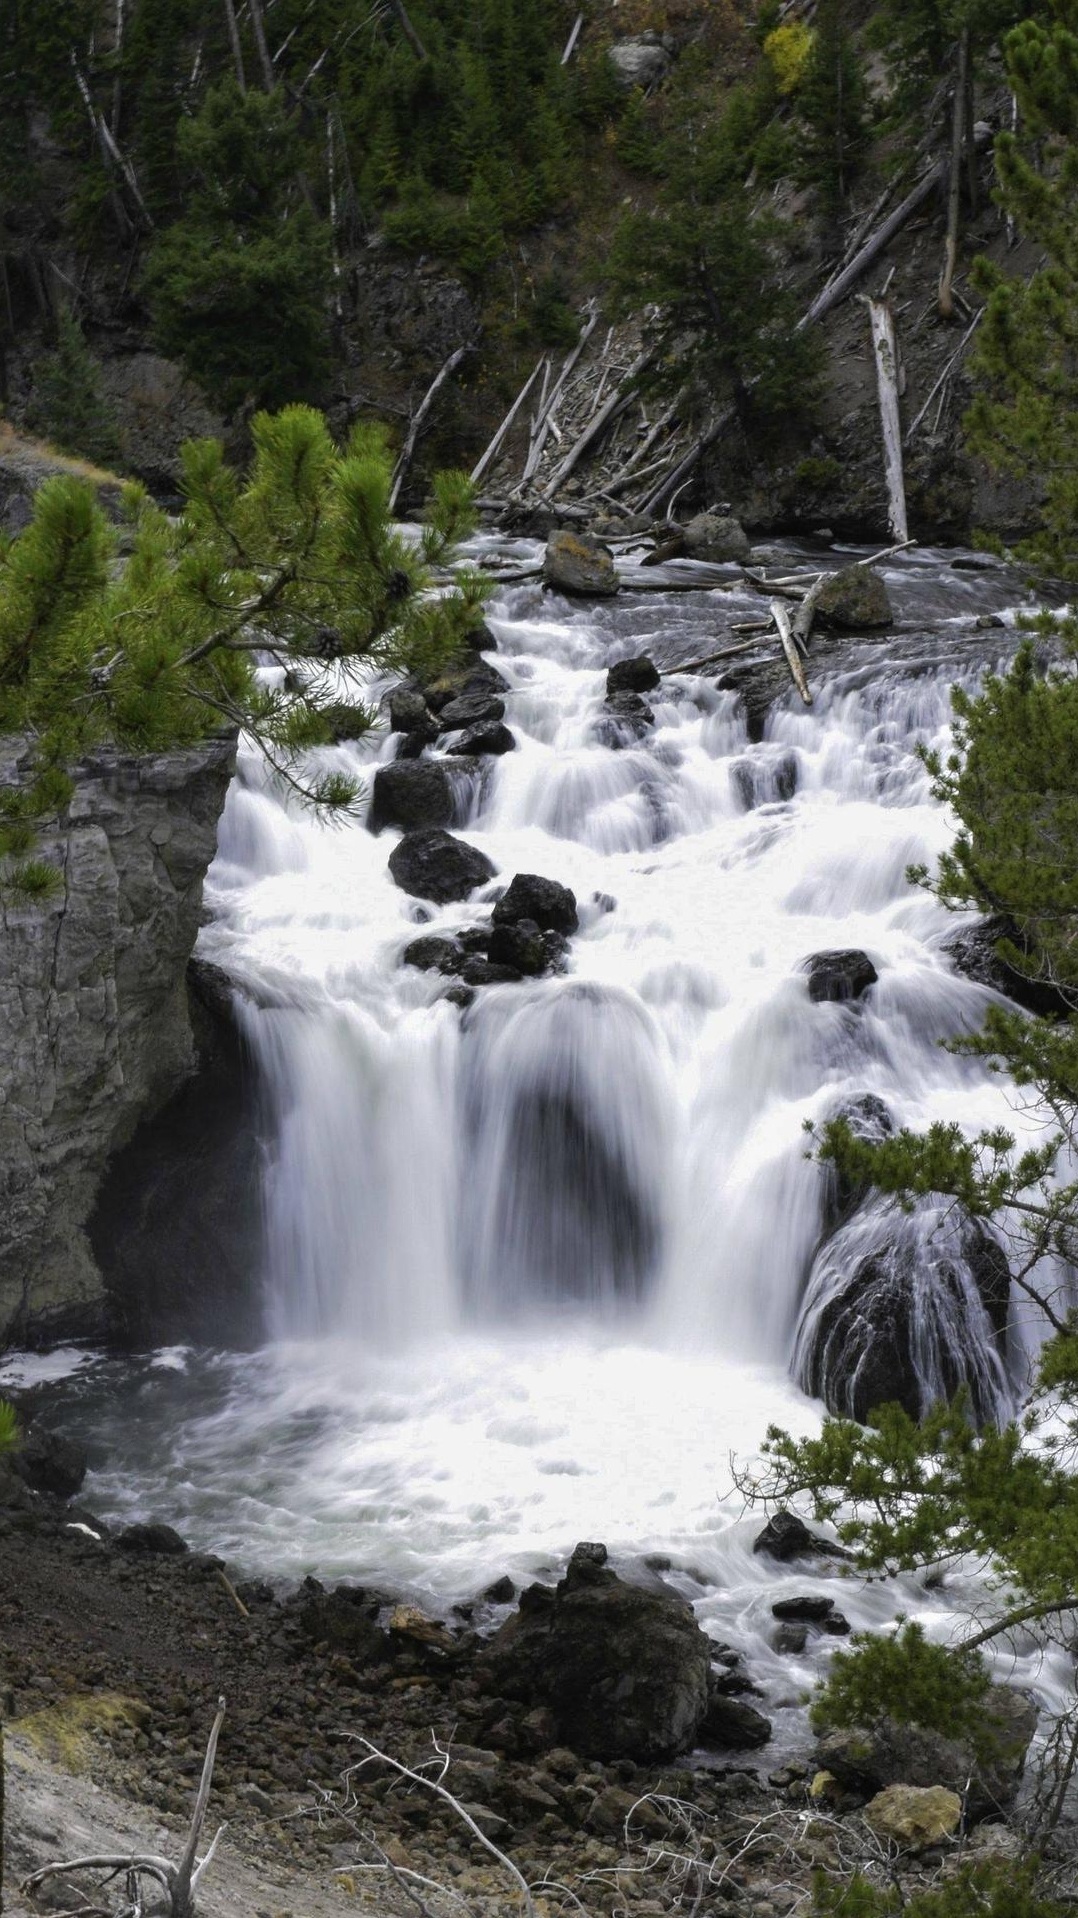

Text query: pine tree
(26, 309), (122, 467)
(797, 0), (869, 222)
(143, 82), (331, 413)
(0, 406), (486, 898)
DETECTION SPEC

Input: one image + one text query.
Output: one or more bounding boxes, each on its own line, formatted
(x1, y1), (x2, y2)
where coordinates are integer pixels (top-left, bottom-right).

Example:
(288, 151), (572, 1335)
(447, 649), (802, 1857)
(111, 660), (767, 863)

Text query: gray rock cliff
(0, 733), (236, 1344)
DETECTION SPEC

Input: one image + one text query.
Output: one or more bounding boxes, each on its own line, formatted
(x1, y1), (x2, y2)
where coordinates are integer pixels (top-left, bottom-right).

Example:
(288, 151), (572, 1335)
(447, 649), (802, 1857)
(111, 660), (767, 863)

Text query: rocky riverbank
(1, 1443), (1037, 1918)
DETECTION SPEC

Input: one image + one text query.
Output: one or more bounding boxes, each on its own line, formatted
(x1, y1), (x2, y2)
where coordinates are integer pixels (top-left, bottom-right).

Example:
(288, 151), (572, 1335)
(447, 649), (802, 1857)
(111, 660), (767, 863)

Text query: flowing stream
(11, 536), (1072, 1739)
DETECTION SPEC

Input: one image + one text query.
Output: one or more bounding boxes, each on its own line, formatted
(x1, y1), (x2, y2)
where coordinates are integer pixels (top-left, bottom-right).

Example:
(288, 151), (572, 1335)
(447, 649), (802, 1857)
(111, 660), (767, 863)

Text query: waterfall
(56, 538), (1056, 1611)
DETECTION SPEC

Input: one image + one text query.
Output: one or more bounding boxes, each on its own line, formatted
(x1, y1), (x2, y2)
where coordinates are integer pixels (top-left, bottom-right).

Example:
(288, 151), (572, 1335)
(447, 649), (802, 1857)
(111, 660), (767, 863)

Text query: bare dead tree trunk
(867, 298), (909, 543)
(387, 0), (428, 62)
(939, 24), (971, 320)
(222, 0), (248, 94)
(248, 0), (276, 92)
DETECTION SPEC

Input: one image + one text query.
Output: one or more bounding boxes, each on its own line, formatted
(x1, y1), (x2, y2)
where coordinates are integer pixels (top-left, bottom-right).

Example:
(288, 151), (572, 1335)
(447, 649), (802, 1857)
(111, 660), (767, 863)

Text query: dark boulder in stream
(388, 829), (497, 904)
(493, 872), (579, 935)
(814, 564), (893, 629)
(479, 1540), (714, 1761)
(369, 760), (454, 834)
(606, 656), (661, 696)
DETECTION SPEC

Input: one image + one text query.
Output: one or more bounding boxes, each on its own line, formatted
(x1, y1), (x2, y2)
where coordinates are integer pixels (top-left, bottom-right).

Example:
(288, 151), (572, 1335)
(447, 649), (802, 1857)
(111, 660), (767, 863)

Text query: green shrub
(26, 312), (121, 469)
(811, 1620), (991, 1748)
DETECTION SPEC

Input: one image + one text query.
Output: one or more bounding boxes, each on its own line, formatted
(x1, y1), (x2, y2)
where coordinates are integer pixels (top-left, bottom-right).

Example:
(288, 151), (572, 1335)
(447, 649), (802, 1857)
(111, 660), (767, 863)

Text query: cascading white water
(18, 539), (1074, 1734)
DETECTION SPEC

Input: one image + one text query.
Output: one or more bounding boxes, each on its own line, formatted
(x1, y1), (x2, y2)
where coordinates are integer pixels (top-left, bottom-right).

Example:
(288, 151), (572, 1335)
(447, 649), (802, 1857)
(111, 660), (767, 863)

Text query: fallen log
(867, 299), (909, 544)
(390, 342), (474, 511)
(470, 357), (546, 484)
(771, 599), (813, 706)
(744, 570), (808, 603)
(660, 636), (769, 674)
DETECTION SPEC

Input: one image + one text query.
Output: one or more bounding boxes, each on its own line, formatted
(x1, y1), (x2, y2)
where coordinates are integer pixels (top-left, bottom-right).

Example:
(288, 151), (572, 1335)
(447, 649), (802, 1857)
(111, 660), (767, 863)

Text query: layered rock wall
(0, 734), (236, 1344)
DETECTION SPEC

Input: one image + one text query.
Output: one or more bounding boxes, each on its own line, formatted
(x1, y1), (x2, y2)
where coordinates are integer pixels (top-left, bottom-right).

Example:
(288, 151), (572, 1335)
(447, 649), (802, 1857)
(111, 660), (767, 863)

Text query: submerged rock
(607, 656), (661, 696)
(369, 760), (453, 834)
(493, 873), (579, 935)
(814, 564), (893, 630)
(802, 950), (879, 1003)
(488, 918), (548, 976)
(388, 829), (497, 905)
(479, 1540), (713, 1761)
(752, 1510), (850, 1564)
(543, 530), (619, 597)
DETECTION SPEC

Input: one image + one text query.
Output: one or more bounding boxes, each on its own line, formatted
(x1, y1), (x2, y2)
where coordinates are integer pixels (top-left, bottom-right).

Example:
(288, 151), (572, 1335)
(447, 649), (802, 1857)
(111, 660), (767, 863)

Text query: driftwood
(22, 1699), (227, 1918)
(470, 357), (546, 484)
(867, 299), (909, 544)
(771, 599), (813, 705)
(792, 571), (828, 647)
(390, 342), (474, 510)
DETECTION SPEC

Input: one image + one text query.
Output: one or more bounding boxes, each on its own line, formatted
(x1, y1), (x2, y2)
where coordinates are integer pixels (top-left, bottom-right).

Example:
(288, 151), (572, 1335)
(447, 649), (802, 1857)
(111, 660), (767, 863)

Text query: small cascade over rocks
(794, 1198), (1013, 1424)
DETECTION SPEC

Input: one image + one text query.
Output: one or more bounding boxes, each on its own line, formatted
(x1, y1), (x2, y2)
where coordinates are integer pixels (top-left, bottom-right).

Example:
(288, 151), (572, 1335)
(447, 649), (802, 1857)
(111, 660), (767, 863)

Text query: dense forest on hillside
(0, 0), (1043, 489)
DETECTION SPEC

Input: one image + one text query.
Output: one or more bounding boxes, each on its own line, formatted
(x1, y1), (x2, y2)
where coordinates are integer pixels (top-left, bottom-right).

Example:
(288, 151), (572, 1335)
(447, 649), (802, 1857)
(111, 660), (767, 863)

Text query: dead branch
(387, 0), (428, 61)
(248, 0), (276, 90)
(346, 1739), (537, 1917)
(21, 1699), (227, 1918)
(905, 311), (982, 442)
(660, 636), (769, 674)
(390, 343), (475, 511)
(771, 599), (813, 704)
(561, 13), (584, 64)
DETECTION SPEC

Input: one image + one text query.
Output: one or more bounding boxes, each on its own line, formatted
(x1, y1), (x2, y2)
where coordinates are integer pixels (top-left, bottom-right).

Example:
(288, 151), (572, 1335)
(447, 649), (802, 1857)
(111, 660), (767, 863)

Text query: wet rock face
(0, 735), (237, 1346)
(480, 1541), (713, 1761)
(388, 828), (497, 904)
(89, 958), (266, 1348)
(795, 1205), (1012, 1425)
(543, 531), (619, 597)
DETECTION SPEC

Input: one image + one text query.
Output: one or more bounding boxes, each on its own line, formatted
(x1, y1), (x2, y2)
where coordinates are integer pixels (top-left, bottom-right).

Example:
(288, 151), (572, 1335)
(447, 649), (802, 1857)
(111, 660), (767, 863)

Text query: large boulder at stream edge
(493, 872), (579, 935)
(683, 512), (750, 564)
(388, 829), (497, 905)
(543, 530), (619, 597)
(814, 564), (893, 630)
(13, 1428), (87, 1500)
(369, 760), (454, 834)
(478, 1541), (713, 1761)
(816, 1686), (1038, 1821)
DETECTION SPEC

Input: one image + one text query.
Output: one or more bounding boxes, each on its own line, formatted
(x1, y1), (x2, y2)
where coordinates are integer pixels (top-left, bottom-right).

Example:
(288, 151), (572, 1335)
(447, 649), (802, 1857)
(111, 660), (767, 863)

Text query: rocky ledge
(0, 733), (236, 1345)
